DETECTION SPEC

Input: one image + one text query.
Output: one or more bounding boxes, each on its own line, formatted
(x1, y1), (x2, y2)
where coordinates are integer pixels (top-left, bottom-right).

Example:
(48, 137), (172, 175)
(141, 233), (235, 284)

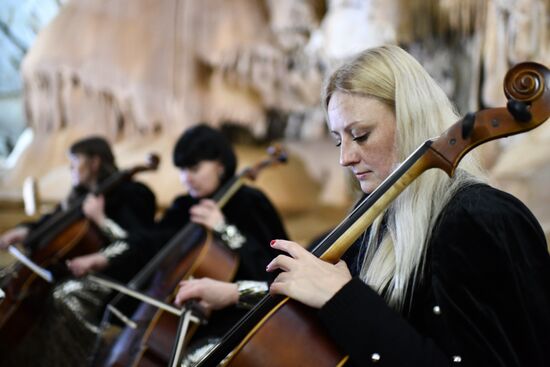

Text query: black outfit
(2, 179), (156, 367)
(318, 184), (550, 366)
(102, 180), (157, 235)
(101, 184), (288, 366)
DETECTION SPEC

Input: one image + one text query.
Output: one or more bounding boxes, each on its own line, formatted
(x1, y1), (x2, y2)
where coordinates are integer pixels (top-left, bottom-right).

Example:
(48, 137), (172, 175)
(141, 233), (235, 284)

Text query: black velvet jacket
(101, 180), (156, 232)
(318, 184), (550, 366)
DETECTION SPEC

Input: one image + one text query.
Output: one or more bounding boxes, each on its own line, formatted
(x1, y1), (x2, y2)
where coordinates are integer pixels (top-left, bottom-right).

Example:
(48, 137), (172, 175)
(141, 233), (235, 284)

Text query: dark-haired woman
(1, 136), (156, 367)
(1, 136), (156, 257)
(101, 124), (288, 367)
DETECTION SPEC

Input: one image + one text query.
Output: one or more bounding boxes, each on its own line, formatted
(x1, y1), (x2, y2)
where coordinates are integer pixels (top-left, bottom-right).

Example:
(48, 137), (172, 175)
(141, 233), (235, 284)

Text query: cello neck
(311, 142), (433, 262)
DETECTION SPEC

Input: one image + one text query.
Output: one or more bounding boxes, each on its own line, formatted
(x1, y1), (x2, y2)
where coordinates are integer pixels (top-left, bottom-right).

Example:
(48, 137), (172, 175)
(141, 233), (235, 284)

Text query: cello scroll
(428, 62), (549, 177)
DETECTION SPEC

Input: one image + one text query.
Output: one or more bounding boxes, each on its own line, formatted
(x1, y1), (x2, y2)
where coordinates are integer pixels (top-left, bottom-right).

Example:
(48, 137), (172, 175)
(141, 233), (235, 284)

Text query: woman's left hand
(66, 252), (109, 277)
(267, 240), (352, 309)
(189, 199), (226, 231)
(82, 194), (107, 227)
(174, 278), (238, 313)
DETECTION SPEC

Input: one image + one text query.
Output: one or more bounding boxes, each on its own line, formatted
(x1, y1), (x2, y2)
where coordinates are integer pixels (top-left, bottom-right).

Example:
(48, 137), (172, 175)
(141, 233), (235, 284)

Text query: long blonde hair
(323, 45), (486, 310)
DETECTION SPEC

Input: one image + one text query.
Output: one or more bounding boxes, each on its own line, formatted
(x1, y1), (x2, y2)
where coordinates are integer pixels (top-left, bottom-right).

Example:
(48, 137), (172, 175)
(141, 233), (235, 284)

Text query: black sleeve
(428, 186), (550, 366)
(223, 186), (288, 282)
(318, 185), (550, 367)
(104, 180), (157, 231)
(156, 196), (193, 231)
(319, 278), (449, 366)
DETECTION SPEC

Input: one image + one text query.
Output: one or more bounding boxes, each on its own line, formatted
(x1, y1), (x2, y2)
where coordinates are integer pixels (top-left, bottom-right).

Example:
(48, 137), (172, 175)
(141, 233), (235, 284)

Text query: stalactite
(1, 0), (547, 225)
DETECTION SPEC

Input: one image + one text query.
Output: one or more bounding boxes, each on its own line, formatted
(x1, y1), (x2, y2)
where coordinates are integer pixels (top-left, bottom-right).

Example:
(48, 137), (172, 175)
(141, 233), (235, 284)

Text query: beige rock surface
(1, 0), (549, 246)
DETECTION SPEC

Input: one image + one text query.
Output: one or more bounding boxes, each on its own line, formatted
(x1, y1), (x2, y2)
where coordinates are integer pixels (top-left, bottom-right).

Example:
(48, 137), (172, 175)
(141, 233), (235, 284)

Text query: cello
(0, 153), (160, 348)
(97, 146), (287, 367)
(196, 62), (550, 366)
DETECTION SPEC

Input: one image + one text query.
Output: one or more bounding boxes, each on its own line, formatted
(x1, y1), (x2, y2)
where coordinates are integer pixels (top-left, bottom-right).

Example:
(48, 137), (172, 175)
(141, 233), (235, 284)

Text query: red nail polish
(270, 240), (276, 246)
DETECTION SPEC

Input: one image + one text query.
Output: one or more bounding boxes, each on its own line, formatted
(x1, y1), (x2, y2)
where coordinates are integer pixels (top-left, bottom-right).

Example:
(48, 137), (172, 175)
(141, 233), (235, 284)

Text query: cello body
(226, 299), (345, 367)
(0, 218), (104, 347)
(104, 231), (238, 367)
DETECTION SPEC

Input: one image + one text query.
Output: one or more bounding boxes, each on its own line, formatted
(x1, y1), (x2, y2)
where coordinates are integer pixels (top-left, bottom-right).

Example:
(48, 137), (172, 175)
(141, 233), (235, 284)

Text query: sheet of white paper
(8, 246), (54, 283)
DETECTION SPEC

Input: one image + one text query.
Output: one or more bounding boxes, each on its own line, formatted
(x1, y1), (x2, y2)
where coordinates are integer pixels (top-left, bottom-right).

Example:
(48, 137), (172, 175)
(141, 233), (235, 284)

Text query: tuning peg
(461, 112), (476, 139)
(146, 153), (161, 169)
(507, 99), (532, 123)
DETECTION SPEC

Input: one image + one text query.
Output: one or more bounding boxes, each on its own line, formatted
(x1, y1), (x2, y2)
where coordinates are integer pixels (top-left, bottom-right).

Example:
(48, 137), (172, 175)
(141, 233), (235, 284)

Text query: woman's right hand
(0, 227), (30, 250)
(174, 278), (238, 314)
(66, 252), (109, 277)
(267, 240), (352, 309)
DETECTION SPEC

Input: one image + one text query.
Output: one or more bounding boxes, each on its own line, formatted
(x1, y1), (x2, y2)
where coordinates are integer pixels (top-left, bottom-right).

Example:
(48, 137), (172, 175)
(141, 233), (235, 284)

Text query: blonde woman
(268, 45), (550, 366)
